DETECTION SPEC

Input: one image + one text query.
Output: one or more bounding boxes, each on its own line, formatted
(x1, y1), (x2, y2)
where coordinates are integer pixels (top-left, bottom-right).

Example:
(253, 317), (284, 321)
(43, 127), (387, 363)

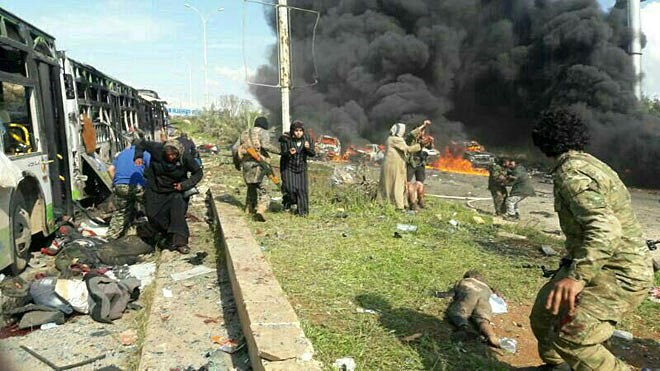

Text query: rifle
(647, 239), (659, 251)
(245, 146), (280, 187)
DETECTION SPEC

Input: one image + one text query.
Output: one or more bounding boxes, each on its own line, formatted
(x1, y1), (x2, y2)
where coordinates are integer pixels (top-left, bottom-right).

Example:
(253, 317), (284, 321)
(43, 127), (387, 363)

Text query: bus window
(0, 82), (35, 155)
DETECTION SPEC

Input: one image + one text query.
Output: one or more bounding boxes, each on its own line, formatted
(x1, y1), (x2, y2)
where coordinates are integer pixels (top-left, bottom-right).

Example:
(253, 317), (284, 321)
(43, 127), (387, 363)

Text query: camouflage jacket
(405, 124), (429, 168)
(239, 126), (279, 183)
(552, 150), (653, 292)
(487, 163), (507, 190)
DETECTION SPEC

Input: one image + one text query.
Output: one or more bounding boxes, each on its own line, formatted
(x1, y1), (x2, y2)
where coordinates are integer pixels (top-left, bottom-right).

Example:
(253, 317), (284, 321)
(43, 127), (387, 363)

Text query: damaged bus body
(0, 7), (167, 274)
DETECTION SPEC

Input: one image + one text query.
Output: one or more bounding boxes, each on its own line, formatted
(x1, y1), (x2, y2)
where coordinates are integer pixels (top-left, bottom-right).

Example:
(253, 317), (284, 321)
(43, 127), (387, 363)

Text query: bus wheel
(10, 197), (31, 275)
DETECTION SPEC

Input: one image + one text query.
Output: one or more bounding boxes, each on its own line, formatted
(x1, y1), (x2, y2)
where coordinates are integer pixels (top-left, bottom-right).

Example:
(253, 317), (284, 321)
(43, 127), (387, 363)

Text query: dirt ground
(422, 168), (660, 369)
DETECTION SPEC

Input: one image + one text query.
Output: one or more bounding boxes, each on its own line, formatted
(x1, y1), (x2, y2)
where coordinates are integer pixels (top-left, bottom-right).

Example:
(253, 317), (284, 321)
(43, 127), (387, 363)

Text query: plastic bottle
(499, 337), (517, 354)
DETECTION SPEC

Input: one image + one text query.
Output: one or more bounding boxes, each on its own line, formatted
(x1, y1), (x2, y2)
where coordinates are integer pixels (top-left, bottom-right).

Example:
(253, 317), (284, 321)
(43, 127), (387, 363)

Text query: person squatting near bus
(134, 138), (203, 254)
(106, 132), (151, 239)
(377, 123), (423, 210)
(238, 116), (280, 222)
(503, 158), (535, 220)
(405, 119), (433, 211)
(279, 120), (315, 216)
(487, 158), (508, 216)
(529, 108), (653, 371)
(446, 270), (500, 348)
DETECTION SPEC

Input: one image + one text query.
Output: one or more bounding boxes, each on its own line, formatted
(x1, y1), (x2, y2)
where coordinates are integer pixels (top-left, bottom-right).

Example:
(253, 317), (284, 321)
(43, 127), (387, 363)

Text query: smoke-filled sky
(251, 0), (660, 188)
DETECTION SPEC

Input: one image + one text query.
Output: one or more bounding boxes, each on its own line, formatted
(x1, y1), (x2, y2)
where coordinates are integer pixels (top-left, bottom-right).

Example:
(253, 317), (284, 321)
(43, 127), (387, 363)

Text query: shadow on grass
(355, 293), (511, 370)
(475, 237), (555, 265)
(608, 336), (660, 369)
(215, 193), (244, 209)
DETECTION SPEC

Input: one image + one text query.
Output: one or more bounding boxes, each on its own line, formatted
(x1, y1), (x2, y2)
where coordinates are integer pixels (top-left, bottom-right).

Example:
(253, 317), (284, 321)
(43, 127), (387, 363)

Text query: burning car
(460, 141), (495, 168)
(316, 135), (342, 160)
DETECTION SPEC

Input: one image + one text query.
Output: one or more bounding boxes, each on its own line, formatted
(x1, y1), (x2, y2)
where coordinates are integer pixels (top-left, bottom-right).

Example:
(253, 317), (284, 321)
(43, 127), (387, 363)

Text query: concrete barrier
(209, 190), (321, 371)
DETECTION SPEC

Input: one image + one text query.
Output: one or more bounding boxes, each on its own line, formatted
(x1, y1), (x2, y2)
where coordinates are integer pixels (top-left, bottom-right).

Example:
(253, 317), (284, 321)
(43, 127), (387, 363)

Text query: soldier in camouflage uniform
(487, 158), (508, 216)
(107, 134), (150, 239)
(238, 117), (280, 221)
(530, 108), (654, 371)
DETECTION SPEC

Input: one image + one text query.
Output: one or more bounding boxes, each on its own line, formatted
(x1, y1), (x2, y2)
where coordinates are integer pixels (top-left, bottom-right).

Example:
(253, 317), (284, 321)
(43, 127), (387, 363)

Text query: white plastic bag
(55, 279), (89, 314)
(489, 293), (508, 314)
(0, 152), (22, 188)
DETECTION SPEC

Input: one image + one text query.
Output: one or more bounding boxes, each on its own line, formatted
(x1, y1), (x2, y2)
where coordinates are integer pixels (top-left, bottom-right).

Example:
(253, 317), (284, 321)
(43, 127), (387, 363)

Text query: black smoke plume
(250, 0), (660, 188)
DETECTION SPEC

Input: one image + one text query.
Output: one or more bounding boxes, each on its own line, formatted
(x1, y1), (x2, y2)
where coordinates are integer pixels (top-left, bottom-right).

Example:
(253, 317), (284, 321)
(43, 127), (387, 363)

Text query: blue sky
(0, 0), (276, 108)
(1, 0), (658, 109)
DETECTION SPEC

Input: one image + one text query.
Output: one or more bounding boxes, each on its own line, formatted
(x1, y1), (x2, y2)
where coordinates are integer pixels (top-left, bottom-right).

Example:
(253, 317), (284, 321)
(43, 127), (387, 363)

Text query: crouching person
(447, 270), (500, 348)
(134, 139), (203, 254)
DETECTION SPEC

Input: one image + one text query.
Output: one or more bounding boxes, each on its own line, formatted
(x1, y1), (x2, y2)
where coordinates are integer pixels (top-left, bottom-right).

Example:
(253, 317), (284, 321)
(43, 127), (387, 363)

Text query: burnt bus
(0, 6), (167, 273)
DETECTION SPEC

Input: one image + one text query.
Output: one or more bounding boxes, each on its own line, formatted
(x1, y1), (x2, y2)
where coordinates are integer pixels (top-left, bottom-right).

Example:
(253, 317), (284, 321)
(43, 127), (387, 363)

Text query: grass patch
(124, 253), (160, 370)
(221, 158), (658, 369)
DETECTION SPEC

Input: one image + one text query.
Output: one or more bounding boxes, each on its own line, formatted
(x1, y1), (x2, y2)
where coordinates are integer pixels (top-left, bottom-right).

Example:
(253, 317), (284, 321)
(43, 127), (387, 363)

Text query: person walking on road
(487, 158), (508, 216)
(279, 120), (315, 216)
(529, 108), (653, 371)
(134, 138), (203, 254)
(238, 116), (280, 222)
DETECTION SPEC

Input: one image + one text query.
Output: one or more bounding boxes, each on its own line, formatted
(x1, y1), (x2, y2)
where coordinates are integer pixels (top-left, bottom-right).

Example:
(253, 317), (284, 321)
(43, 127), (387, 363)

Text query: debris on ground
(396, 224), (418, 233)
(612, 329), (634, 341)
(119, 329), (138, 346)
(170, 266), (215, 281)
(496, 231), (528, 240)
(333, 357), (356, 371)
(183, 251), (208, 265)
(401, 333), (423, 342)
(489, 294), (508, 314)
(499, 337), (517, 353)
(540, 245), (558, 256)
(356, 307), (378, 315)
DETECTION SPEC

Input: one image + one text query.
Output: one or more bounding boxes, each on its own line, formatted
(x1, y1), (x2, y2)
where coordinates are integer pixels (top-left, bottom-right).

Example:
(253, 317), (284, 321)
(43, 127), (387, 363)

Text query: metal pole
(202, 16), (209, 107)
(278, 0), (291, 133)
(184, 5), (223, 108)
(189, 63), (194, 108)
(629, 0), (642, 100)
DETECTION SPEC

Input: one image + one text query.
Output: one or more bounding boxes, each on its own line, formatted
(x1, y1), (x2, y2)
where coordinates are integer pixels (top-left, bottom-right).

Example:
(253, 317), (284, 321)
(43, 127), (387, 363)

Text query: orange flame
(428, 147), (488, 176)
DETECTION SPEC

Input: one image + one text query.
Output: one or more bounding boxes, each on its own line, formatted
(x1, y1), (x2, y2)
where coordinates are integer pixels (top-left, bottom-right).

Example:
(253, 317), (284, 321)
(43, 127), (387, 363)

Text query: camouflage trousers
(107, 184), (143, 239)
(489, 187), (507, 216)
(530, 266), (646, 370)
(505, 195), (526, 217)
(245, 182), (269, 215)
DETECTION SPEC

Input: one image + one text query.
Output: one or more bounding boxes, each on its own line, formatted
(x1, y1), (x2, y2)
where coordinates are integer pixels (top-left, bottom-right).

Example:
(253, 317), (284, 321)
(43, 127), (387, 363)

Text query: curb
(208, 189), (321, 371)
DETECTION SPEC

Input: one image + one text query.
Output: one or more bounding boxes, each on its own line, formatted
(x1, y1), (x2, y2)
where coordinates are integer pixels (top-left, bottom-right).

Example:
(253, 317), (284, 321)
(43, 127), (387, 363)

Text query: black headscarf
(254, 116), (269, 130)
(290, 120), (304, 136)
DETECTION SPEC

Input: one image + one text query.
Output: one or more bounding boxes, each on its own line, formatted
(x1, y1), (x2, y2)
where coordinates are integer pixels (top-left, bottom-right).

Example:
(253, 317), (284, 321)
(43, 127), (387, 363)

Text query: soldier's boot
(417, 183), (425, 209)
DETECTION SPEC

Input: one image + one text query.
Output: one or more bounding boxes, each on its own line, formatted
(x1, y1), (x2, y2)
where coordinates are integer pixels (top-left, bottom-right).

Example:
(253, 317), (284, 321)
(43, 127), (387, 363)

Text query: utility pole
(278, 0), (291, 133)
(628, 0), (643, 100)
(184, 4), (224, 107)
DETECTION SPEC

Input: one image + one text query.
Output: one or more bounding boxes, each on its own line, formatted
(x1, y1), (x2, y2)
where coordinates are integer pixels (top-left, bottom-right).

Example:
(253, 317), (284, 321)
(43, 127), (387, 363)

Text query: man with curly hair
(529, 108), (653, 371)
